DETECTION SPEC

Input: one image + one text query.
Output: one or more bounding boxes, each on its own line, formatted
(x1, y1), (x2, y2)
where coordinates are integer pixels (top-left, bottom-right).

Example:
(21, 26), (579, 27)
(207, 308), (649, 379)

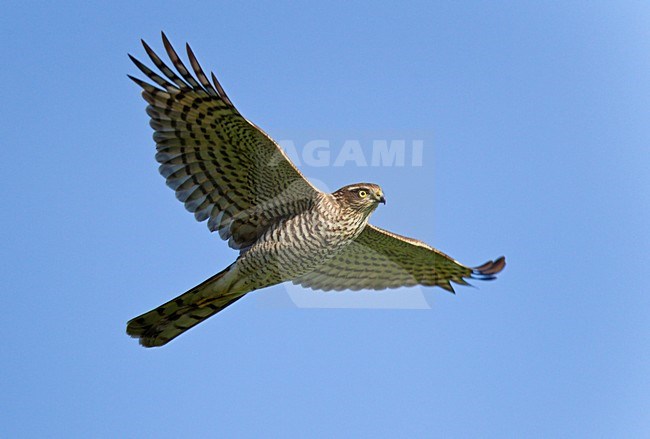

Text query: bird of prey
(126, 33), (506, 347)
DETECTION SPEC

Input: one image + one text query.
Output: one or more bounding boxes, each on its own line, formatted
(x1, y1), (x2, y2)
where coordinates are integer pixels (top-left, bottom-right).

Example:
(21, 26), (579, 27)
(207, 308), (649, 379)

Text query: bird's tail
(126, 265), (244, 347)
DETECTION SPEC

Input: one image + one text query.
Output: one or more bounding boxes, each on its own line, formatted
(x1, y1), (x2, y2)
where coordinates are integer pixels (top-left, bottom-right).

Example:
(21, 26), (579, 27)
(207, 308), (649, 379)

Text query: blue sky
(2, 1), (649, 437)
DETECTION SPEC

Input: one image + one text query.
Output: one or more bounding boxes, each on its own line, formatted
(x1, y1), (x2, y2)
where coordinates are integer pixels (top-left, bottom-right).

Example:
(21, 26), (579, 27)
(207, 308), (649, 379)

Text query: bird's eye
(358, 190), (368, 198)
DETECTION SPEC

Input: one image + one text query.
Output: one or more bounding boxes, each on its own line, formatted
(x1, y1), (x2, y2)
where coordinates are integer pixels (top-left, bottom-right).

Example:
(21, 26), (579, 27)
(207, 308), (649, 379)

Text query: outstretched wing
(294, 225), (506, 292)
(129, 33), (320, 250)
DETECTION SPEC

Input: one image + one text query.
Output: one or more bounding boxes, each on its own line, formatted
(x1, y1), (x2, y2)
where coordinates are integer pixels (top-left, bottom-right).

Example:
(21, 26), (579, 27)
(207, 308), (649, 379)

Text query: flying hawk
(126, 33), (506, 347)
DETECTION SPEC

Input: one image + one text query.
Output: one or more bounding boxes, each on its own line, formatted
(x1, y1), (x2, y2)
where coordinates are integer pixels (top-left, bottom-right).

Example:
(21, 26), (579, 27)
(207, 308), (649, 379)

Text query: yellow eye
(358, 190), (368, 198)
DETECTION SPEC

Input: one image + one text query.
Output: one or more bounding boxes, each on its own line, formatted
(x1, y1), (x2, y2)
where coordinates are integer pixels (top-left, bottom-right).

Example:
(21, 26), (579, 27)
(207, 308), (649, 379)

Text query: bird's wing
(129, 33), (320, 250)
(294, 224), (506, 292)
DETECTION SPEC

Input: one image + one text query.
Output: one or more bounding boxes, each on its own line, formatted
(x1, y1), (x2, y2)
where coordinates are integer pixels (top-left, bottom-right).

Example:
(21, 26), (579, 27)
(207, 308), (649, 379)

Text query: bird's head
(333, 183), (386, 213)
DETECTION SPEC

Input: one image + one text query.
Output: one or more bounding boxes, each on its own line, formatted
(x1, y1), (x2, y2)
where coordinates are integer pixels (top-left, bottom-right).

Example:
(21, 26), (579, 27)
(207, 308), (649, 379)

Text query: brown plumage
(126, 33), (506, 347)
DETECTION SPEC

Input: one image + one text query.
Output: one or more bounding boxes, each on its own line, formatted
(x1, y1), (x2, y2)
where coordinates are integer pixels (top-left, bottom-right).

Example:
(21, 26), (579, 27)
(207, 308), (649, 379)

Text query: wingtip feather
(472, 256), (506, 280)
(439, 281), (456, 294)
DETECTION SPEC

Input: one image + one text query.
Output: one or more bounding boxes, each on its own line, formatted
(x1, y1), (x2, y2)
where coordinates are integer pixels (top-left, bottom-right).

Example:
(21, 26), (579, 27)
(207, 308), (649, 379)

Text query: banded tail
(126, 265), (244, 347)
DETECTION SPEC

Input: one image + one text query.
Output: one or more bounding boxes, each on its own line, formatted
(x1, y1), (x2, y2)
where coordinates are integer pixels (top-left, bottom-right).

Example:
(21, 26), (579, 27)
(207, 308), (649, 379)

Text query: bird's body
(127, 34), (506, 347)
(128, 188), (378, 346)
(236, 191), (373, 288)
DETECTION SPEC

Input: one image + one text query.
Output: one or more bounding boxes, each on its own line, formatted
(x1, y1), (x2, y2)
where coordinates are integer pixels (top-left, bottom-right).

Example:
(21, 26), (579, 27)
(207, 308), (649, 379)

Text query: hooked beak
(378, 194), (386, 205)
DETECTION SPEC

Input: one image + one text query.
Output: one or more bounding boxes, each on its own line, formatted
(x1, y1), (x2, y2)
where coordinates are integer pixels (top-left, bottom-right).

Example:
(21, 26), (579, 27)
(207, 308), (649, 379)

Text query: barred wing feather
(129, 33), (320, 250)
(295, 225), (506, 292)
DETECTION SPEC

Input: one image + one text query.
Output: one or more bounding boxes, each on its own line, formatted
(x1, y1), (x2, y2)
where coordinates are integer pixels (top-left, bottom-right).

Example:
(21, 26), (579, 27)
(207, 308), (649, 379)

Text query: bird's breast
(234, 203), (367, 286)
